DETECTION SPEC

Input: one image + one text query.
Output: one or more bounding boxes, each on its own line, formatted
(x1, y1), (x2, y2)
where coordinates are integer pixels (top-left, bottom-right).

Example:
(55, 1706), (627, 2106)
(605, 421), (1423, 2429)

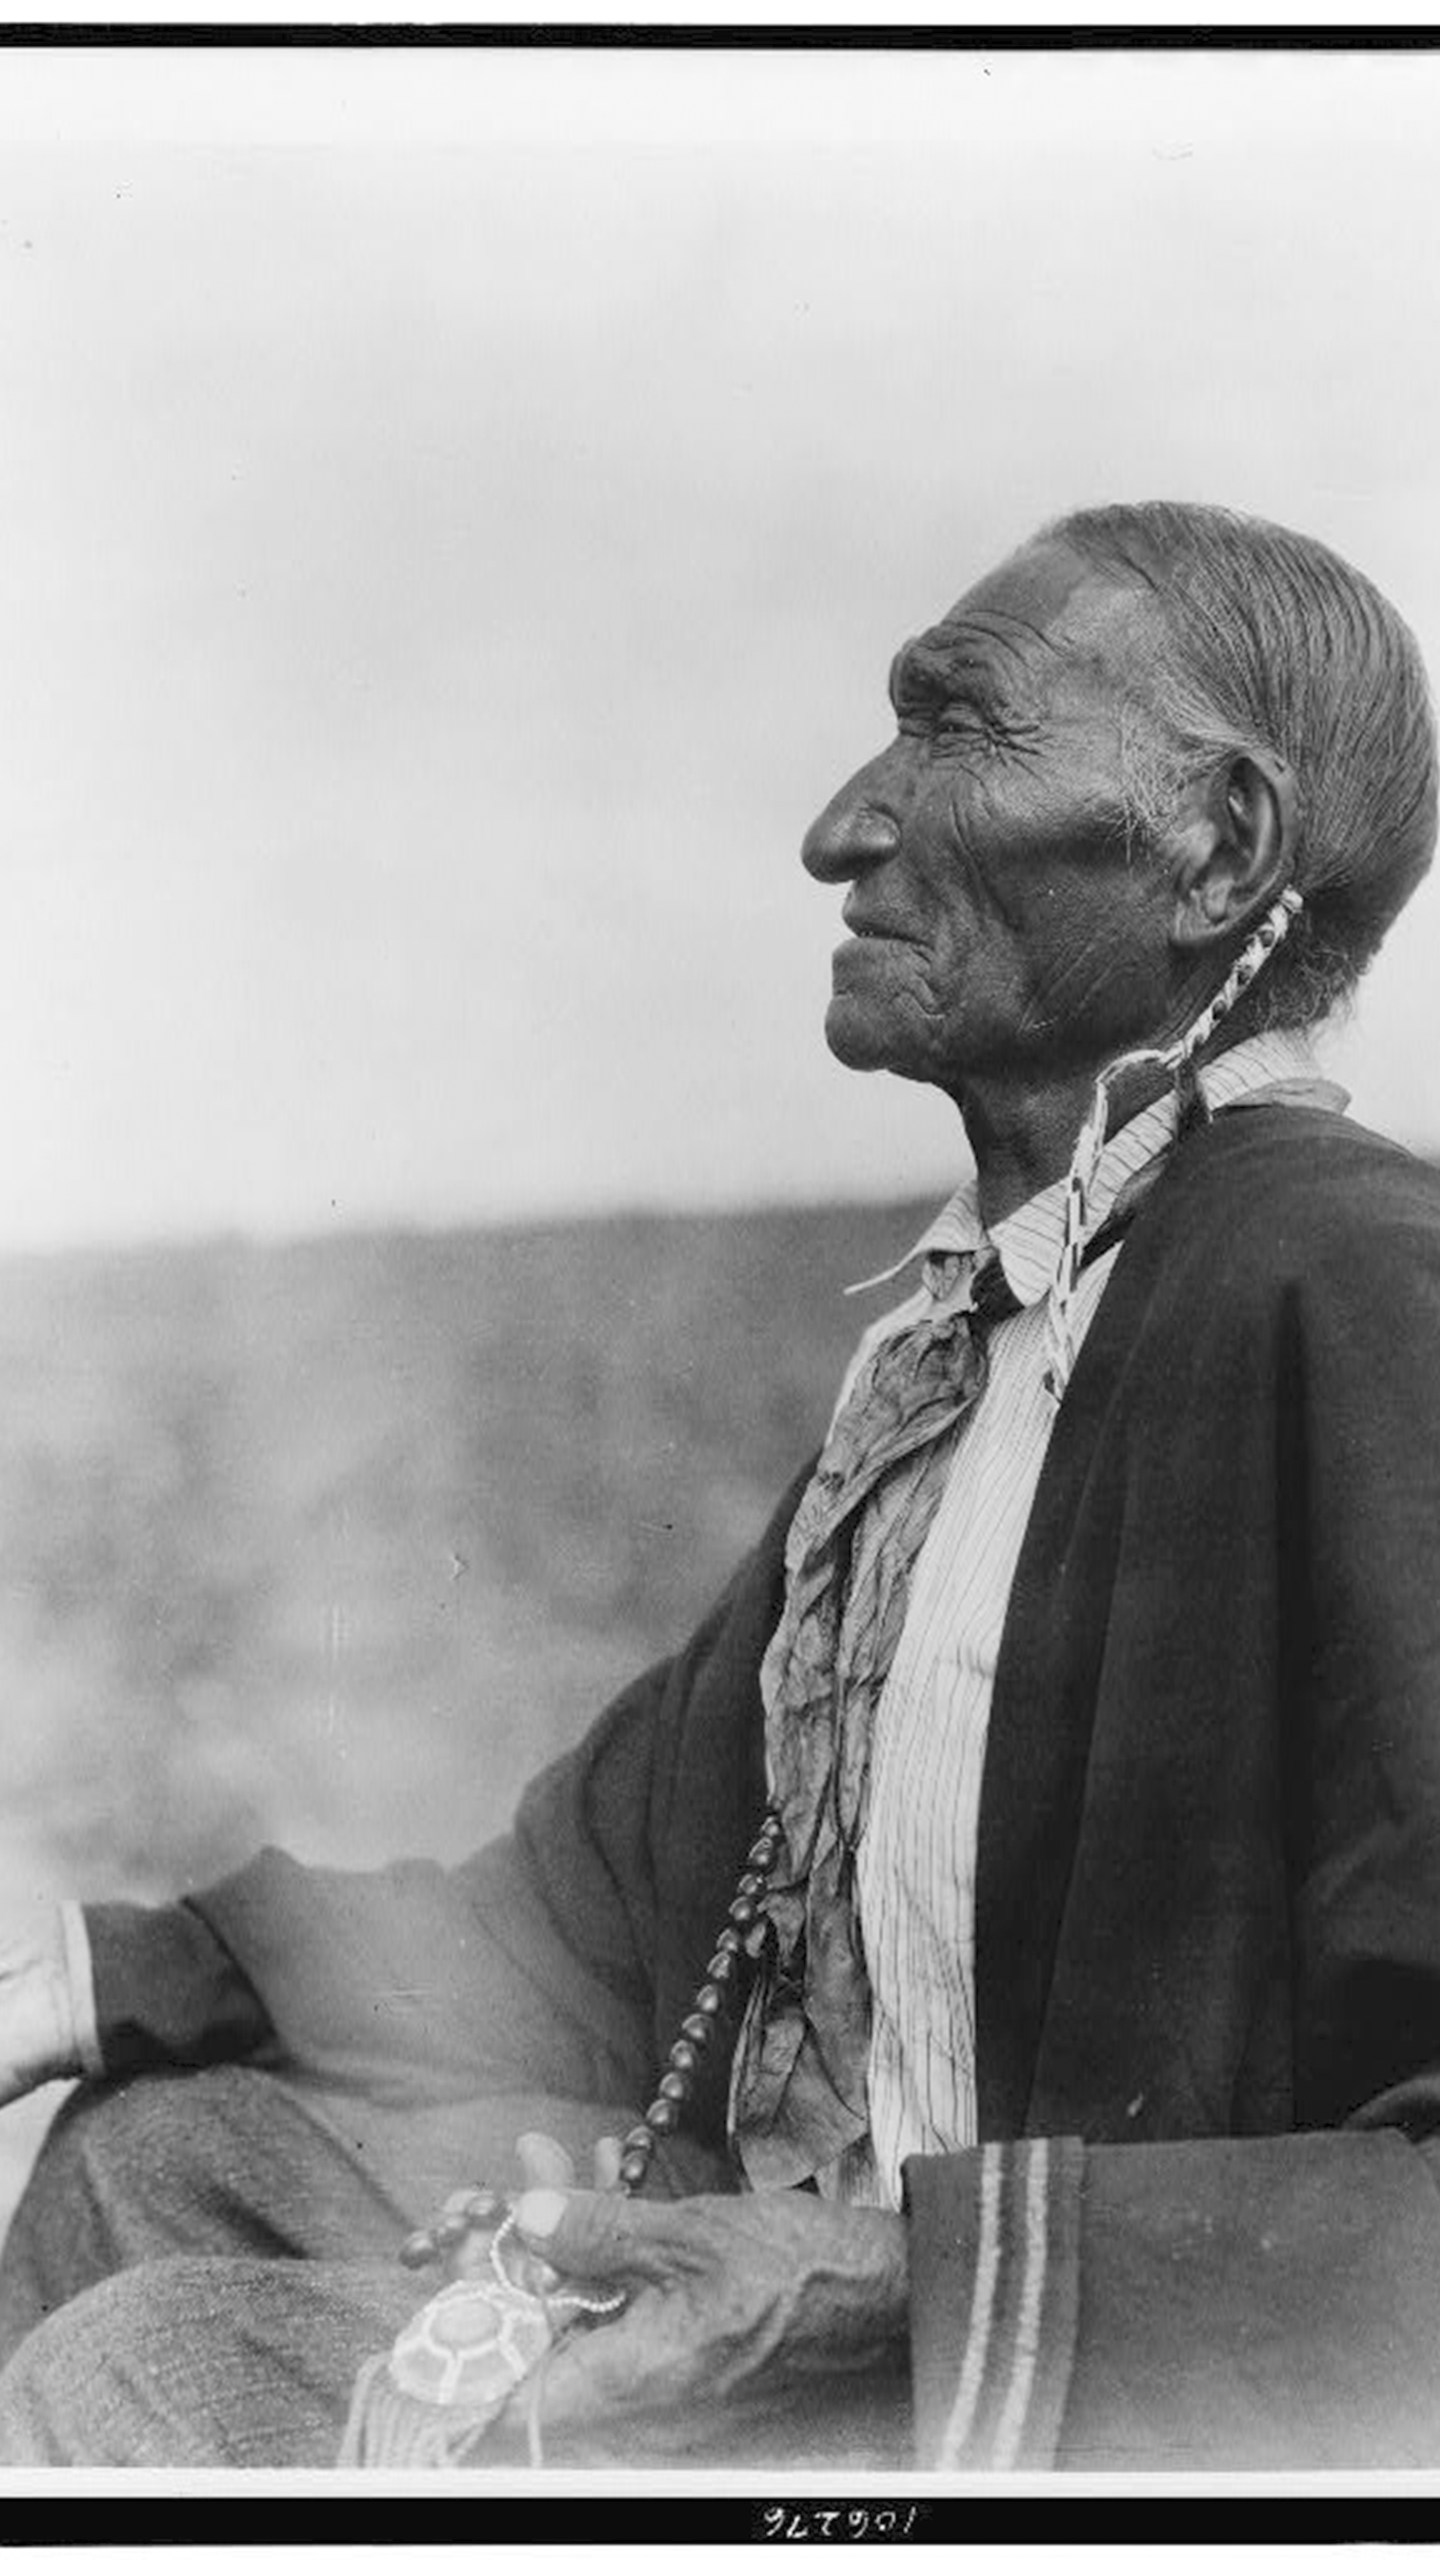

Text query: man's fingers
(515, 2130), (577, 2191)
(514, 2185), (683, 2284)
(0, 1910), (80, 2110)
(512, 2128), (625, 2198)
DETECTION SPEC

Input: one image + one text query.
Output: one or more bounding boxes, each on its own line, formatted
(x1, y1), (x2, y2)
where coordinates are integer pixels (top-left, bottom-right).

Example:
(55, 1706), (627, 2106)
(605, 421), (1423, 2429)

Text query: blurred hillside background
(0, 1203), (923, 1901)
(4, 42), (1440, 2234)
(0, 1197), (922, 2222)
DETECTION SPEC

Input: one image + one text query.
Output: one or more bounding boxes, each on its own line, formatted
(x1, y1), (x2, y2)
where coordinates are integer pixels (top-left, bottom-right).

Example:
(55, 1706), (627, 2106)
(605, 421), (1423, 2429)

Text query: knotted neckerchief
(730, 1249), (1020, 2189)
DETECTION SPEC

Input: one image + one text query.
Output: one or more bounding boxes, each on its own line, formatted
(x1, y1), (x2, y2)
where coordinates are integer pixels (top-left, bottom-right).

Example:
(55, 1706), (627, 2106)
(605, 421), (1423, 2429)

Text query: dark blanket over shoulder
(84, 1107), (1440, 2467)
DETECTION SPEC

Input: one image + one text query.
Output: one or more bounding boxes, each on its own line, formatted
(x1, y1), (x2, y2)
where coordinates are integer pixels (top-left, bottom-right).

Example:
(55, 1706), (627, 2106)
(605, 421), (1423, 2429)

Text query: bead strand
(399, 2184), (507, 2271)
(615, 1806), (783, 2194)
(398, 1806), (784, 2265)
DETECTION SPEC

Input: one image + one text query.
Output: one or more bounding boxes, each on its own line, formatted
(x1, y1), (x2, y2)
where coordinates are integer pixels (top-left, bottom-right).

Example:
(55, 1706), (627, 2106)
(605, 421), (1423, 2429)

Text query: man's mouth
(840, 909), (918, 946)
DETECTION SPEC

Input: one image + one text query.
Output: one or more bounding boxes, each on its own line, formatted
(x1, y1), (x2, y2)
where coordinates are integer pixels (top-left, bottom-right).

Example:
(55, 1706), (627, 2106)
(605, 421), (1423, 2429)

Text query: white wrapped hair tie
(1044, 886), (1304, 1402)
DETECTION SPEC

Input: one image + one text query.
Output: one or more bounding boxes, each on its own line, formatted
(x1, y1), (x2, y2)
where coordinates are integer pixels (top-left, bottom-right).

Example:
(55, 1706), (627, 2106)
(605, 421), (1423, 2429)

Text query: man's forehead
(906, 537), (1162, 690)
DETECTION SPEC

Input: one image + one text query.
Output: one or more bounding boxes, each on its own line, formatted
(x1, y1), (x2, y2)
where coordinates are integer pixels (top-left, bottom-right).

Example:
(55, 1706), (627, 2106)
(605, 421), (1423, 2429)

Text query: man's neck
(959, 1052), (1196, 1230)
(957, 1074), (1099, 1230)
(956, 1005), (1286, 1228)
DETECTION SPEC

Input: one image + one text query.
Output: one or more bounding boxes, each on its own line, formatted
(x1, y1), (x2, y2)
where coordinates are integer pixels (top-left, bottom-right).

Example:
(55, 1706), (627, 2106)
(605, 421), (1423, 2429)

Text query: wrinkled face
(803, 539), (1181, 1097)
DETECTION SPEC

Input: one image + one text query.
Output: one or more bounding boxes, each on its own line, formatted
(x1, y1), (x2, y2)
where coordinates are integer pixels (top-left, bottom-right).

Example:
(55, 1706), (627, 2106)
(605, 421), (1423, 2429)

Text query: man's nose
(801, 758), (903, 884)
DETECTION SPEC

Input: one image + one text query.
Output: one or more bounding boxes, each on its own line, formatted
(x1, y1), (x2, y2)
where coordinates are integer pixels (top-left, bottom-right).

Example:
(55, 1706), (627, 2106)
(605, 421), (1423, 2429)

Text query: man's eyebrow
(887, 636), (1007, 716)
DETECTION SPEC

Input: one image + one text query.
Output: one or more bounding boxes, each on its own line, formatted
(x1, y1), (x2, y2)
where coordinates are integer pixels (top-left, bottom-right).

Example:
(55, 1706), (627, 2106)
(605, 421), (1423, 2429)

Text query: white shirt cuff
(58, 1899), (103, 2079)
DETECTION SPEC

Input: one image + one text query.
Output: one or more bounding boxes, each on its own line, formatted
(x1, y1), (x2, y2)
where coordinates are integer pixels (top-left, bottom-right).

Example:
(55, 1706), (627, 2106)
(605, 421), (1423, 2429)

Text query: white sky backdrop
(1, 44), (1439, 1250)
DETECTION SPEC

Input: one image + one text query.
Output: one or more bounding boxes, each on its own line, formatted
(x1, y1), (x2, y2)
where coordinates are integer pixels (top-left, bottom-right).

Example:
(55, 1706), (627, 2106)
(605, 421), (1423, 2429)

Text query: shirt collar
(845, 1028), (1347, 1313)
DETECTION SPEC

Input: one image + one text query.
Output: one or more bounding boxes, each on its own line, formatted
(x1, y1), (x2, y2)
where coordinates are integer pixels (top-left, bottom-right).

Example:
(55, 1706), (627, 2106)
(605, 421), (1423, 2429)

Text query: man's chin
(823, 996), (923, 1079)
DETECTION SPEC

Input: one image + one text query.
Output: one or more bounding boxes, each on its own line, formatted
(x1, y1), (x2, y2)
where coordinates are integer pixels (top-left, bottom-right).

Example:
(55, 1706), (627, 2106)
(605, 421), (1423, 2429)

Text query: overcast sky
(1, 45), (1438, 1251)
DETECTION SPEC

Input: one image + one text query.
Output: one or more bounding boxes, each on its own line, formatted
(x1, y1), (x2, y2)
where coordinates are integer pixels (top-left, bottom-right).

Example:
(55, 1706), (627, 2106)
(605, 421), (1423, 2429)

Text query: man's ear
(1169, 751), (1297, 952)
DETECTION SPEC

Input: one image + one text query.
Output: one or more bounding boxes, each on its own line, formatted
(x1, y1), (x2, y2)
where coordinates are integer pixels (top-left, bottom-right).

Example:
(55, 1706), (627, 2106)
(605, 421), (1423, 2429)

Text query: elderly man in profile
(0, 499), (1439, 2470)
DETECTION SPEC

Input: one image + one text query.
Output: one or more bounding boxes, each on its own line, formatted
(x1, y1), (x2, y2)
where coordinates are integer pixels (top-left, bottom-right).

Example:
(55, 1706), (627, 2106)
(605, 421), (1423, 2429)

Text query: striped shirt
(795, 1029), (1344, 2211)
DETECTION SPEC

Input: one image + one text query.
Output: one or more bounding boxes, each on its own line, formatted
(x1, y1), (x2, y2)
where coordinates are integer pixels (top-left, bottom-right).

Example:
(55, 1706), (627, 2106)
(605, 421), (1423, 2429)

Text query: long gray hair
(1051, 500), (1438, 1028)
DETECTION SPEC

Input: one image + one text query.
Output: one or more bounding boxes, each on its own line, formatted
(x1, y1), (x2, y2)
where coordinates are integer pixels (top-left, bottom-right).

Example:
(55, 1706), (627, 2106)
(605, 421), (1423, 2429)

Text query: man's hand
(500, 2183), (909, 2457)
(516, 2128), (623, 2198)
(0, 1901), (86, 2105)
